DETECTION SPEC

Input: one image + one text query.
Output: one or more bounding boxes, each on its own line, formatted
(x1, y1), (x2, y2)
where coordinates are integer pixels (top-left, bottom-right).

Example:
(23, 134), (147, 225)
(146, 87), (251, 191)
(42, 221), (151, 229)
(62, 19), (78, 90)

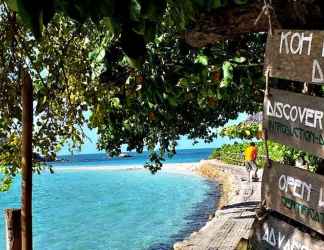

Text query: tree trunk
(5, 209), (21, 250)
(21, 71), (33, 250)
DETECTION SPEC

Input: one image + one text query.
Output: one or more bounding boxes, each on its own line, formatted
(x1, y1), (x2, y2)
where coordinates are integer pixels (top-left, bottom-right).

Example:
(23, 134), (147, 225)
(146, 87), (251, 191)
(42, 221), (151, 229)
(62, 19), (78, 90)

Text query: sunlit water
(0, 149), (219, 250)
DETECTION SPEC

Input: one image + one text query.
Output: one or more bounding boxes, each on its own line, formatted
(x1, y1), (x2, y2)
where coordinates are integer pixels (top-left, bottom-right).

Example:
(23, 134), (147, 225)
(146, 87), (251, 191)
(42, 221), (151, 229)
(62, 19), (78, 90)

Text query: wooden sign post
(262, 161), (324, 235)
(252, 215), (324, 250)
(263, 88), (324, 158)
(265, 30), (324, 84)
(260, 28), (324, 248)
(5, 209), (21, 250)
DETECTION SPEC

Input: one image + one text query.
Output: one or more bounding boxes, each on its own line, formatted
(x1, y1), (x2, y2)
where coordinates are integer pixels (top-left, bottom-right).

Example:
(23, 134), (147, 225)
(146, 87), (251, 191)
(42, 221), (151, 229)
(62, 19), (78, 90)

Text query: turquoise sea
(0, 148), (219, 250)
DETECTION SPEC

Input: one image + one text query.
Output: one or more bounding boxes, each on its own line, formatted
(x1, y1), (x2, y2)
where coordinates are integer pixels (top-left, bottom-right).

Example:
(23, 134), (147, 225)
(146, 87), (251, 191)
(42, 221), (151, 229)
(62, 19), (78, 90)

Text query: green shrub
(209, 140), (318, 171)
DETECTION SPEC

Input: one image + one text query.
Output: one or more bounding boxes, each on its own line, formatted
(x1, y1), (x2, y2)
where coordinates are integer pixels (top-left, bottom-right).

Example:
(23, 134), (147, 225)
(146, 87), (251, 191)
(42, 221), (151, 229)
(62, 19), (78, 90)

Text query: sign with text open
(264, 88), (324, 158)
(262, 162), (324, 235)
(265, 30), (324, 84)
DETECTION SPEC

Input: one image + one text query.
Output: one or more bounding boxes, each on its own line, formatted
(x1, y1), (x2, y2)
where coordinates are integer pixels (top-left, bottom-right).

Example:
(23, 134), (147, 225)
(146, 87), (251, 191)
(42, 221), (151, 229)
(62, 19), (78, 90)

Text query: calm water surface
(0, 149), (219, 250)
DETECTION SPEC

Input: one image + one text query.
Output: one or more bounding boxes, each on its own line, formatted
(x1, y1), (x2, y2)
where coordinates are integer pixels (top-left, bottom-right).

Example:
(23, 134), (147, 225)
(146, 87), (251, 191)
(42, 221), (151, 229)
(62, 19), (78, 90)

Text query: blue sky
(59, 113), (247, 155)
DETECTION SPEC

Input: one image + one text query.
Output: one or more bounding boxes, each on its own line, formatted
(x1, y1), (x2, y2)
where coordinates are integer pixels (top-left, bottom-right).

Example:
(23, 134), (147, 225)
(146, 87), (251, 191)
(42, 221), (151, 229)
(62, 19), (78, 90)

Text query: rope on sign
(255, 0), (275, 36)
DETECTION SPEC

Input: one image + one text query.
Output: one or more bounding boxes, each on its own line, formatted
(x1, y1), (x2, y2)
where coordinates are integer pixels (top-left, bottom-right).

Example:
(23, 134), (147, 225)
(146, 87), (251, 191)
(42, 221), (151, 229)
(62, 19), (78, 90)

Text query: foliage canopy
(0, 5), (105, 190)
(4, 0), (253, 62)
(0, 0), (267, 191)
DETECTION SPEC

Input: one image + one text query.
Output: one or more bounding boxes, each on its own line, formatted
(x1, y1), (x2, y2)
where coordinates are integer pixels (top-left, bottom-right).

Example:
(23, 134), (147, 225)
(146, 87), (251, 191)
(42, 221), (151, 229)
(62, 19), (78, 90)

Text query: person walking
(244, 142), (259, 182)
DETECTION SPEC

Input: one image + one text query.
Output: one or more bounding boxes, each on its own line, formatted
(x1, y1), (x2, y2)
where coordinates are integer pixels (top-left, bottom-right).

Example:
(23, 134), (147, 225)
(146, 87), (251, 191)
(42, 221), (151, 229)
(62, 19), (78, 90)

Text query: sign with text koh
(262, 162), (324, 235)
(265, 30), (324, 84)
(264, 88), (324, 158)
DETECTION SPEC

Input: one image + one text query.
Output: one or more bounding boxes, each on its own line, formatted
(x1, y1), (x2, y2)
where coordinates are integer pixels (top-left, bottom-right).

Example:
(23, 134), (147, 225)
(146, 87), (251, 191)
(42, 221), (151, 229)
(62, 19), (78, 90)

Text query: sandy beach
(53, 162), (199, 173)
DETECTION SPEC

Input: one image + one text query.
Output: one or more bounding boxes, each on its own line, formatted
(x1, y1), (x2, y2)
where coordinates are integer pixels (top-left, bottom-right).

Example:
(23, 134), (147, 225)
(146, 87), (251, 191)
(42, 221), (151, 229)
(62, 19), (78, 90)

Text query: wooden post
(5, 209), (21, 250)
(21, 71), (33, 250)
(263, 128), (271, 168)
(263, 68), (271, 168)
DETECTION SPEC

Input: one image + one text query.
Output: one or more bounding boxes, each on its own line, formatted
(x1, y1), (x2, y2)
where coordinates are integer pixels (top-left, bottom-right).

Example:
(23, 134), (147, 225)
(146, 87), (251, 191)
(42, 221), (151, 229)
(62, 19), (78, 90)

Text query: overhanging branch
(185, 0), (324, 48)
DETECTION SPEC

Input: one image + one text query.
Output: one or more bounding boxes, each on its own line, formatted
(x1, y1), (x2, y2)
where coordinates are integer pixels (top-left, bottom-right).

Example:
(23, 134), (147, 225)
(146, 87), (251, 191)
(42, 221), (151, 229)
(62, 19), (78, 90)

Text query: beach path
(174, 160), (261, 250)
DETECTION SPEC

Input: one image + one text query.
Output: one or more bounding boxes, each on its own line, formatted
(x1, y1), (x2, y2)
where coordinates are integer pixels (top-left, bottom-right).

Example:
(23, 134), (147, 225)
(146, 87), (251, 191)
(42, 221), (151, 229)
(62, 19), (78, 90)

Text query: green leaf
(96, 48), (106, 63)
(130, 0), (141, 21)
(5, 0), (18, 12)
(220, 61), (233, 87)
(195, 55), (208, 66)
(111, 97), (121, 109)
(89, 47), (105, 64)
(232, 56), (246, 63)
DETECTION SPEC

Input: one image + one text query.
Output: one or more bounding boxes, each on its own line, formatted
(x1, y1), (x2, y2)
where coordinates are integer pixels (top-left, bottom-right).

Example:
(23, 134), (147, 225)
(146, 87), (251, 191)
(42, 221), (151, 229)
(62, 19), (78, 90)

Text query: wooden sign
(262, 162), (324, 235)
(263, 88), (324, 158)
(265, 30), (324, 84)
(251, 215), (324, 250)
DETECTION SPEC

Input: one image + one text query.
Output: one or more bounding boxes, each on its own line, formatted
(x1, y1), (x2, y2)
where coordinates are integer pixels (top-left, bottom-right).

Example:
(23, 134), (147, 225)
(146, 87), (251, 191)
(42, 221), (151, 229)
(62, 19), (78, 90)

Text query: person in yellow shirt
(244, 142), (258, 181)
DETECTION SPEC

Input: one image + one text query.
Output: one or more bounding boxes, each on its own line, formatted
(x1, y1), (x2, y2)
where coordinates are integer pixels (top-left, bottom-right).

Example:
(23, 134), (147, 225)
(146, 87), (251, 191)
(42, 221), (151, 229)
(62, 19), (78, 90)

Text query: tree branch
(185, 0), (324, 48)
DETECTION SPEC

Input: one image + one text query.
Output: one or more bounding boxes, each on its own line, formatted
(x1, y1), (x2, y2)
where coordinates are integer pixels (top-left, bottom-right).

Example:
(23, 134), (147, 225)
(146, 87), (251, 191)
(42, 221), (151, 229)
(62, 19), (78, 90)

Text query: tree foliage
(89, 31), (265, 172)
(216, 117), (323, 172)
(209, 141), (320, 172)
(0, 0), (267, 190)
(220, 121), (262, 140)
(209, 141), (281, 167)
(0, 5), (106, 190)
(4, 0), (253, 62)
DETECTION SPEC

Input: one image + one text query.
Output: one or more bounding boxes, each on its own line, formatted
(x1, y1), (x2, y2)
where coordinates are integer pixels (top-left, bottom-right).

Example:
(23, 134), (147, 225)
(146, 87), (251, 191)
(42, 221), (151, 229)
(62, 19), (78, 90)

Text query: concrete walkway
(174, 160), (262, 250)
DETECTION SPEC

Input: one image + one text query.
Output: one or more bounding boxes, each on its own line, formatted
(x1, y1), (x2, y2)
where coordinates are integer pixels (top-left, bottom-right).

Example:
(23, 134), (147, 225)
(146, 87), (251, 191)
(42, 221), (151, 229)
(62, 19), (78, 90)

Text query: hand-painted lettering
(278, 175), (312, 202)
(312, 59), (324, 83)
(279, 31), (313, 56)
(262, 223), (311, 250)
(266, 100), (324, 129)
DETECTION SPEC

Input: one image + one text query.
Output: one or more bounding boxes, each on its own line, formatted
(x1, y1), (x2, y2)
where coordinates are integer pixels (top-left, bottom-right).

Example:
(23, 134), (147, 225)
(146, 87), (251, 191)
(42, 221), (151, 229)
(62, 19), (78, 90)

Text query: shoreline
(52, 160), (231, 213)
(52, 160), (237, 249)
(52, 162), (199, 172)
(53, 161), (225, 209)
(163, 161), (235, 208)
(51, 159), (248, 250)
(51, 161), (222, 250)
(174, 159), (262, 250)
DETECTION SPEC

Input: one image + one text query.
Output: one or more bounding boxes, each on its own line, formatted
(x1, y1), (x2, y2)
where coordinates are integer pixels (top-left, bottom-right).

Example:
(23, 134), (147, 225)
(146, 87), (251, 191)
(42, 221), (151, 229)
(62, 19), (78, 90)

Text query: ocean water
(52, 148), (214, 168)
(0, 148), (219, 250)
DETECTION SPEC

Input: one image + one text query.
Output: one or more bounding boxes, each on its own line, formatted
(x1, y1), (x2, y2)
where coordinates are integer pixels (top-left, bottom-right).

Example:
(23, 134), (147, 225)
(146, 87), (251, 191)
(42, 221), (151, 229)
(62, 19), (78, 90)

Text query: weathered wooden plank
(251, 215), (323, 250)
(262, 162), (324, 235)
(263, 88), (324, 158)
(5, 209), (21, 250)
(265, 30), (324, 84)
